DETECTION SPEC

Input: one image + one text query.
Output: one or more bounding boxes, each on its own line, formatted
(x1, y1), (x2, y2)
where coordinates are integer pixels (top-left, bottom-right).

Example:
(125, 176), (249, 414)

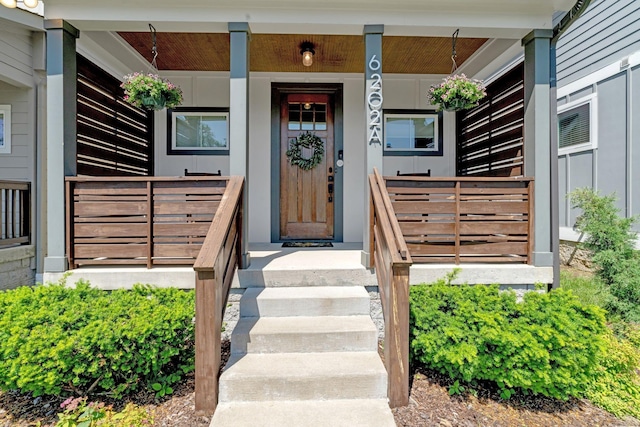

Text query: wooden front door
(280, 93), (334, 240)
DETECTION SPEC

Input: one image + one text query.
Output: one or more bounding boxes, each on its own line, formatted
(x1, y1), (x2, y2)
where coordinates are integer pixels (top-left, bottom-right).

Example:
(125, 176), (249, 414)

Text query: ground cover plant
(409, 276), (607, 401)
(0, 277), (195, 398)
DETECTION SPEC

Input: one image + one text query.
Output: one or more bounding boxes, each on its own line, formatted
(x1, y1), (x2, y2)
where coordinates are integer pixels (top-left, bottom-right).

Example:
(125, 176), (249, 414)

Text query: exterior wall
(0, 19), (36, 88)
(556, 0), (640, 86)
(0, 245), (35, 289)
(151, 72), (457, 244)
(0, 81), (34, 181)
(557, 0), (640, 246)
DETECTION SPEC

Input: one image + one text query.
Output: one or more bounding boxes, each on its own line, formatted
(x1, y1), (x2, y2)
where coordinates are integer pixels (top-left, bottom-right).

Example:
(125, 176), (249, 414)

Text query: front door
(280, 93), (334, 240)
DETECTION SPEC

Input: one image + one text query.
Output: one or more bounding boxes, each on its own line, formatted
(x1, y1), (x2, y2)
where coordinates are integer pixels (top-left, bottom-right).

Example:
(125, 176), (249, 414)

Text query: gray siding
(558, 66), (640, 234)
(557, 0), (640, 86)
(0, 82), (34, 182)
(0, 19), (35, 88)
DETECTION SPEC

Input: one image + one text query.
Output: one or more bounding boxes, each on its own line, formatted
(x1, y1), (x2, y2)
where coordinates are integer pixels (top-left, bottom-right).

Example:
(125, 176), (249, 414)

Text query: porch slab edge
(410, 264), (553, 286)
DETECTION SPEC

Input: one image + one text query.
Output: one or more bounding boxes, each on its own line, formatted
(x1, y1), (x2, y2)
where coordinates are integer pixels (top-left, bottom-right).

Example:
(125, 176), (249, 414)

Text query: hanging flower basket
(286, 131), (324, 170)
(428, 74), (487, 112)
(121, 72), (183, 111)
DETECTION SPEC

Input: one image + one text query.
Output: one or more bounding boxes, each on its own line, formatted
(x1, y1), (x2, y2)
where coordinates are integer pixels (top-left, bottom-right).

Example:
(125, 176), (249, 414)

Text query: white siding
(0, 19), (35, 88)
(0, 82), (34, 182)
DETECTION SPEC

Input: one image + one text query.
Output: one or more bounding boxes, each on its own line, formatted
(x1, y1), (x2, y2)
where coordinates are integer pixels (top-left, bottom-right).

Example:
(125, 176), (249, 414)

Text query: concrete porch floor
(41, 242), (552, 289)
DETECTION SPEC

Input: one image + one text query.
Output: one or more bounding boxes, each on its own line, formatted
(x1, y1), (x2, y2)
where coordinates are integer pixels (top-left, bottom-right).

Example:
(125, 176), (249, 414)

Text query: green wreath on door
(286, 131), (324, 170)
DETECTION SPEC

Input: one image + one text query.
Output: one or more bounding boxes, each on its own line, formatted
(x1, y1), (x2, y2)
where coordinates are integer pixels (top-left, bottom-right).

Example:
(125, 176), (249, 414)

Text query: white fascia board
(44, 3), (554, 36)
(558, 50), (640, 98)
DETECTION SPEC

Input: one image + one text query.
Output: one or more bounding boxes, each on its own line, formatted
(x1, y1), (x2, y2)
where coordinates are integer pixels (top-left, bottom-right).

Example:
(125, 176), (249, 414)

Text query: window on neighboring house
(167, 107), (229, 155)
(383, 111), (443, 156)
(0, 105), (11, 154)
(558, 95), (596, 154)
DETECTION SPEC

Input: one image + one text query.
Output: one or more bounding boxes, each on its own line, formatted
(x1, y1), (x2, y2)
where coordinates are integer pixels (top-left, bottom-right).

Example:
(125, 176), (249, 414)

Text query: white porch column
(523, 30), (553, 267)
(362, 24), (384, 267)
(43, 20), (79, 273)
(229, 22), (250, 267)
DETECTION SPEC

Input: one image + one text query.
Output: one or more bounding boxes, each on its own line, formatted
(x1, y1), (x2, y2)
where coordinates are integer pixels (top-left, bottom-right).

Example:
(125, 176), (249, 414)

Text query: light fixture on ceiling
(303, 102), (312, 110)
(300, 42), (315, 67)
(23, 0), (38, 8)
(0, 0), (17, 8)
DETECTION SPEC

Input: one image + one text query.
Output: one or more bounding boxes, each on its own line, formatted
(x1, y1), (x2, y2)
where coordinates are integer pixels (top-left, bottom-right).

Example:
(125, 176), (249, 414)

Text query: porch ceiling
(116, 32), (488, 74)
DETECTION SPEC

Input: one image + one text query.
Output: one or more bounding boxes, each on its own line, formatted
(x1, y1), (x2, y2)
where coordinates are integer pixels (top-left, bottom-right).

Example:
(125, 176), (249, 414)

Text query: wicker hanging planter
(121, 73), (183, 111)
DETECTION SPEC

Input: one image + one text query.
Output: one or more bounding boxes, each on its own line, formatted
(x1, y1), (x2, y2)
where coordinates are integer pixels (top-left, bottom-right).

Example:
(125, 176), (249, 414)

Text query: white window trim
(383, 113), (439, 152)
(557, 93), (597, 156)
(171, 111), (229, 151)
(0, 105), (11, 155)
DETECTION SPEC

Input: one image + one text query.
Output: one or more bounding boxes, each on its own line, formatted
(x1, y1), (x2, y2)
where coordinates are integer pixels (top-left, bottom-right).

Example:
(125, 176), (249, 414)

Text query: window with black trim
(383, 111), (443, 156)
(558, 95), (596, 154)
(167, 107), (229, 155)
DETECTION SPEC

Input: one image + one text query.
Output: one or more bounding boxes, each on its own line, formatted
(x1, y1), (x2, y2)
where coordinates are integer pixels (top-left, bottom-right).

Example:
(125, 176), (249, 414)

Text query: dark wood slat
(154, 202), (220, 215)
(74, 244), (147, 258)
(154, 244), (202, 258)
(73, 202), (148, 216)
(74, 223), (147, 237)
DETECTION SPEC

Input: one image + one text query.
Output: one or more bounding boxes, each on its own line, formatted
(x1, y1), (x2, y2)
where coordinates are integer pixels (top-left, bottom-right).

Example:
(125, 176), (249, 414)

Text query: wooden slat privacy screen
(384, 176), (534, 264)
(76, 55), (153, 176)
(457, 63), (524, 177)
(66, 176), (227, 268)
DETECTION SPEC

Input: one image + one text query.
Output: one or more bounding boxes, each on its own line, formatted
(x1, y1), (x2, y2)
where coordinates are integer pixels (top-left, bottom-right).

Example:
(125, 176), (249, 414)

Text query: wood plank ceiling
(117, 32), (487, 74)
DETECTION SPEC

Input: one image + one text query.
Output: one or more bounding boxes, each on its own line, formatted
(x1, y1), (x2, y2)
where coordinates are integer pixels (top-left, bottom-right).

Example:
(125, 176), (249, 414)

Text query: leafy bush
(410, 281), (607, 400)
(584, 331), (640, 419)
(56, 397), (154, 427)
(0, 279), (194, 397)
(570, 188), (640, 321)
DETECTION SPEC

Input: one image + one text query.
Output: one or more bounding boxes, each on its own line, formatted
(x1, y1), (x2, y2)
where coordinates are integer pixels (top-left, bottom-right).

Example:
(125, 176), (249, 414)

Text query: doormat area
(282, 242), (333, 248)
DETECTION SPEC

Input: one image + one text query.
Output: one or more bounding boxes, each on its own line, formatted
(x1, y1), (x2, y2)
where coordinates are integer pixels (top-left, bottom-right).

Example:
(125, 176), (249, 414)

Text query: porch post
(228, 22), (250, 267)
(523, 30), (553, 268)
(362, 24), (384, 267)
(43, 20), (79, 273)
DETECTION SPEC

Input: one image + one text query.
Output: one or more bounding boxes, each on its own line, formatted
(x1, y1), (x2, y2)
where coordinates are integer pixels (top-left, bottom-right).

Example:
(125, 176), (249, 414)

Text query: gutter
(549, 0), (593, 288)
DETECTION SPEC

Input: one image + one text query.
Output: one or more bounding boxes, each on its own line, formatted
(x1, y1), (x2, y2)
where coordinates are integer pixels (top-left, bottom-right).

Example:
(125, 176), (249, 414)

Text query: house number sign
(367, 54), (383, 145)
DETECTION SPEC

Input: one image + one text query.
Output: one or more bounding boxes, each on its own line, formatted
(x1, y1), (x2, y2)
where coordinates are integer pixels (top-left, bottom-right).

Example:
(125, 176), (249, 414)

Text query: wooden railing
(193, 176), (244, 413)
(369, 168), (412, 408)
(384, 175), (534, 264)
(0, 180), (30, 247)
(65, 176), (231, 268)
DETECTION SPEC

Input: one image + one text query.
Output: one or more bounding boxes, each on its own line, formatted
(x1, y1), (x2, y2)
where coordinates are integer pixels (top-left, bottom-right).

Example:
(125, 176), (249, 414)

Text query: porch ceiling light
(0, 0), (17, 8)
(23, 0), (38, 7)
(300, 42), (315, 67)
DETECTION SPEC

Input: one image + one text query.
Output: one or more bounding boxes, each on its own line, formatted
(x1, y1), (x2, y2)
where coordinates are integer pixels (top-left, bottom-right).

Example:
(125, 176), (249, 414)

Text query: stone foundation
(0, 245), (35, 290)
(559, 241), (593, 272)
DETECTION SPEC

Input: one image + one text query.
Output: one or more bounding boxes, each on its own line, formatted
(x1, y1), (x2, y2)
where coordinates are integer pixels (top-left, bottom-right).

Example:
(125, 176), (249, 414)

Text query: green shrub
(410, 281), (607, 400)
(570, 188), (640, 322)
(0, 279), (194, 397)
(584, 331), (640, 419)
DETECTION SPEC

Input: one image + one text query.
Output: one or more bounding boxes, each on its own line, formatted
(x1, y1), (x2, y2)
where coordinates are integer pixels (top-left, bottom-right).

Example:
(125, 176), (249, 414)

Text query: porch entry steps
(210, 285), (396, 427)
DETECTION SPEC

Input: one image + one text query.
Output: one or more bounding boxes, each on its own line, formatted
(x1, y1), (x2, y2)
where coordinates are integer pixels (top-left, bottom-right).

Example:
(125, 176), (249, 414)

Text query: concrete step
(231, 315), (377, 354)
(240, 286), (370, 317)
(219, 351), (387, 402)
(210, 399), (397, 427)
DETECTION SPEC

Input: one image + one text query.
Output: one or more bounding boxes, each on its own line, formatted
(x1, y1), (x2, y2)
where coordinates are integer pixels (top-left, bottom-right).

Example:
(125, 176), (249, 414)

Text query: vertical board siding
(557, 0), (640, 86)
(457, 63), (524, 177)
(76, 54), (153, 176)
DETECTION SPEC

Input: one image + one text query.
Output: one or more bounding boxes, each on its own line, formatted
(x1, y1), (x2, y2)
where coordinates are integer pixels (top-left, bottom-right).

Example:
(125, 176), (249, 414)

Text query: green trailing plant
(570, 188), (640, 322)
(121, 72), (183, 111)
(409, 280), (607, 400)
(427, 74), (486, 111)
(0, 278), (194, 398)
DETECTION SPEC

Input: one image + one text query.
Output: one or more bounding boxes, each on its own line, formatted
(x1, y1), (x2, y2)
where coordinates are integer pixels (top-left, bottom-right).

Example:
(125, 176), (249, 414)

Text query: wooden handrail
(369, 167), (412, 408)
(0, 180), (30, 247)
(193, 176), (244, 414)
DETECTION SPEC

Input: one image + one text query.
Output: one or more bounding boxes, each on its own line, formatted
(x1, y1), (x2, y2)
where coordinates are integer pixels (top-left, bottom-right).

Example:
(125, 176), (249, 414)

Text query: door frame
(270, 83), (344, 243)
